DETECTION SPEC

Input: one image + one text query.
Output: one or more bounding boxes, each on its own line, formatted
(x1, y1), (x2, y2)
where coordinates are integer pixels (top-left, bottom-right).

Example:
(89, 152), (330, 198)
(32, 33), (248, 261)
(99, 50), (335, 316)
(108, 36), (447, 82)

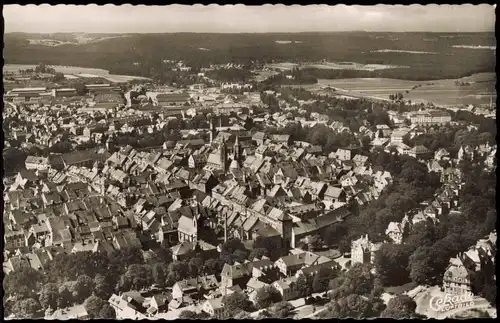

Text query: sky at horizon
(4, 4), (496, 34)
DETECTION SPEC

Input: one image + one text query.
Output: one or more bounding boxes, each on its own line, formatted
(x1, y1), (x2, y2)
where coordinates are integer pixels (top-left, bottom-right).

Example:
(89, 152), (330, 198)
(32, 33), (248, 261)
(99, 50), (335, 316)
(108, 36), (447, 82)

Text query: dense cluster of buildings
(3, 62), (496, 320)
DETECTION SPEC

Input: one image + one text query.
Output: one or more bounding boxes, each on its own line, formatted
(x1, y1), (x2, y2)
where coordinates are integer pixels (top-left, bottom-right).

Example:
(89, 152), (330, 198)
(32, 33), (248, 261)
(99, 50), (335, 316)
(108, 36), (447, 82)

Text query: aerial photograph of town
(2, 4), (497, 320)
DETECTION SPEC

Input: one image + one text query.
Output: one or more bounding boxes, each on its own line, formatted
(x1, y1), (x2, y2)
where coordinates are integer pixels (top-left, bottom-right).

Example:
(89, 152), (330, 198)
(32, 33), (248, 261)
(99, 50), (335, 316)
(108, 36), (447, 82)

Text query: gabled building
(351, 235), (382, 265)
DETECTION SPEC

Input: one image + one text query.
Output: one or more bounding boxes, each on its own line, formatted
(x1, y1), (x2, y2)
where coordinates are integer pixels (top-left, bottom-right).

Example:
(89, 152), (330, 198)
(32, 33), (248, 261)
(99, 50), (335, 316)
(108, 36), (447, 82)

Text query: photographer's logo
(429, 292), (475, 313)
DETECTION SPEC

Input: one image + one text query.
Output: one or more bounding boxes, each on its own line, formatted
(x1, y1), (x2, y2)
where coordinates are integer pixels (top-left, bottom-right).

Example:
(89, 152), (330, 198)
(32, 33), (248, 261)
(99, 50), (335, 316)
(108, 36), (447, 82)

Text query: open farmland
(265, 62), (299, 70)
(4, 64), (151, 83)
(4, 64), (111, 75)
(302, 72), (496, 107)
(252, 70), (280, 82)
(303, 61), (408, 71)
(404, 73), (496, 107)
(266, 61), (407, 71)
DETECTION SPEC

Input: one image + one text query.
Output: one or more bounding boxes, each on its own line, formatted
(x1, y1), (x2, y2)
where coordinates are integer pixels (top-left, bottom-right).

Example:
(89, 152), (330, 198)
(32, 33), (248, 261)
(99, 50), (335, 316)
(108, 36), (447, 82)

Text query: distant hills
(4, 32), (496, 81)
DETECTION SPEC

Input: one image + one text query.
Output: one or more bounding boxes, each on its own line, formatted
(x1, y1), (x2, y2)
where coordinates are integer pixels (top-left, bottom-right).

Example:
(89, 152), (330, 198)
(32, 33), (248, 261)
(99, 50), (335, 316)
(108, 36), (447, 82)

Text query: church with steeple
(205, 117), (247, 172)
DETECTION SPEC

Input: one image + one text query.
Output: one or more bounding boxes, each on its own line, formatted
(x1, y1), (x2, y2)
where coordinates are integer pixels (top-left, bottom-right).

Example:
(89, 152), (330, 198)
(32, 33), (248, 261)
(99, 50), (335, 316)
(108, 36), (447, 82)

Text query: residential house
(4, 229), (26, 251)
(385, 215), (410, 244)
(220, 262), (252, 290)
(170, 240), (218, 262)
(335, 149), (351, 161)
(252, 132), (266, 146)
(172, 275), (219, 300)
(351, 235), (382, 265)
(246, 277), (269, 303)
(408, 145), (432, 159)
(274, 251), (333, 277)
(272, 276), (300, 301)
(352, 154), (369, 167)
(108, 293), (148, 320)
(25, 156), (50, 171)
(46, 304), (89, 320)
(188, 154), (207, 170)
(443, 257), (473, 295)
(323, 186), (346, 203)
(201, 298), (225, 319)
(270, 134), (291, 146)
(390, 128), (410, 143)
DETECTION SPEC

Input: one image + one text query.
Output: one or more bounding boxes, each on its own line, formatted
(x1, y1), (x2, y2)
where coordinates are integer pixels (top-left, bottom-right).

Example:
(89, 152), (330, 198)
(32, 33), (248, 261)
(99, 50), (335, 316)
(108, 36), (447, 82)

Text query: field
(252, 70), (280, 82)
(4, 64), (151, 83)
(266, 61), (407, 71)
(4, 64), (110, 75)
(303, 72), (496, 107)
(266, 62), (299, 70)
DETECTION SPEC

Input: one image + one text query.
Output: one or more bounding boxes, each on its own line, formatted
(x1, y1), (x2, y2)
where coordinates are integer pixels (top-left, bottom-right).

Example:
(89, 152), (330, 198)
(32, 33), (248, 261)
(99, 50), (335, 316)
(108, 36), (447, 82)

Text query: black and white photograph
(2, 4), (497, 320)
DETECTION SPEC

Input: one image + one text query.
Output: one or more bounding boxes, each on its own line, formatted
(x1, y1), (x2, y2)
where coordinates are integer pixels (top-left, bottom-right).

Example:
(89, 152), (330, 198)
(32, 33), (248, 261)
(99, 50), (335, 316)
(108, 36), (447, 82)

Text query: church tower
(209, 119), (216, 144)
(106, 133), (115, 152)
(220, 137), (228, 171)
(234, 135), (241, 163)
(279, 213), (294, 250)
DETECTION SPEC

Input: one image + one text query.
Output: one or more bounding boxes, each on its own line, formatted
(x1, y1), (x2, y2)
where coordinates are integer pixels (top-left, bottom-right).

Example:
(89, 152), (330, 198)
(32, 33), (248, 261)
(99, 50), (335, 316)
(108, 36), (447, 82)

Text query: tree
(152, 263), (166, 287)
(326, 294), (376, 318)
(160, 239), (175, 252)
(322, 222), (348, 246)
(178, 310), (209, 319)
(99, 304), (116, 319)
(3, 266), (44, 298)
(53, 72), (65, 82)
(57, 286), (74, 309)
(253, 236), (286, 260)
(374, 244), (412, 286)
(93, 274), (113, 299)
(256, 309), (272, 319)
(270, 301), (294, 318)
(248, 248), (269, 261)
(178, 310), (197, 319)
(75, 82), (86, 96)
(143, 250), (163, 265)
(294, 274), (313, 298)
(203, 258), (222, 276)
(381, 295), (418, 319)
(334, 263), (376, 298)
(222, 292), (254, 315)
(312, 267), (338, 293)
(166, 261), (190, 285)
(481, 284), (497, 306)
(220, 238), (248, 264)
(307, 234), (323, 251)
(73, 275), (94, 302)
(188, 257), (205, 278)
(39, 283), (59, 310)
(13, 298), (42, 319)
(118, 264), (153, 291)
(408, 246), (441, 285)
(84, 295), (106, 319)
(255, 285), (283, 309)
(338, 235), (353, 255)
